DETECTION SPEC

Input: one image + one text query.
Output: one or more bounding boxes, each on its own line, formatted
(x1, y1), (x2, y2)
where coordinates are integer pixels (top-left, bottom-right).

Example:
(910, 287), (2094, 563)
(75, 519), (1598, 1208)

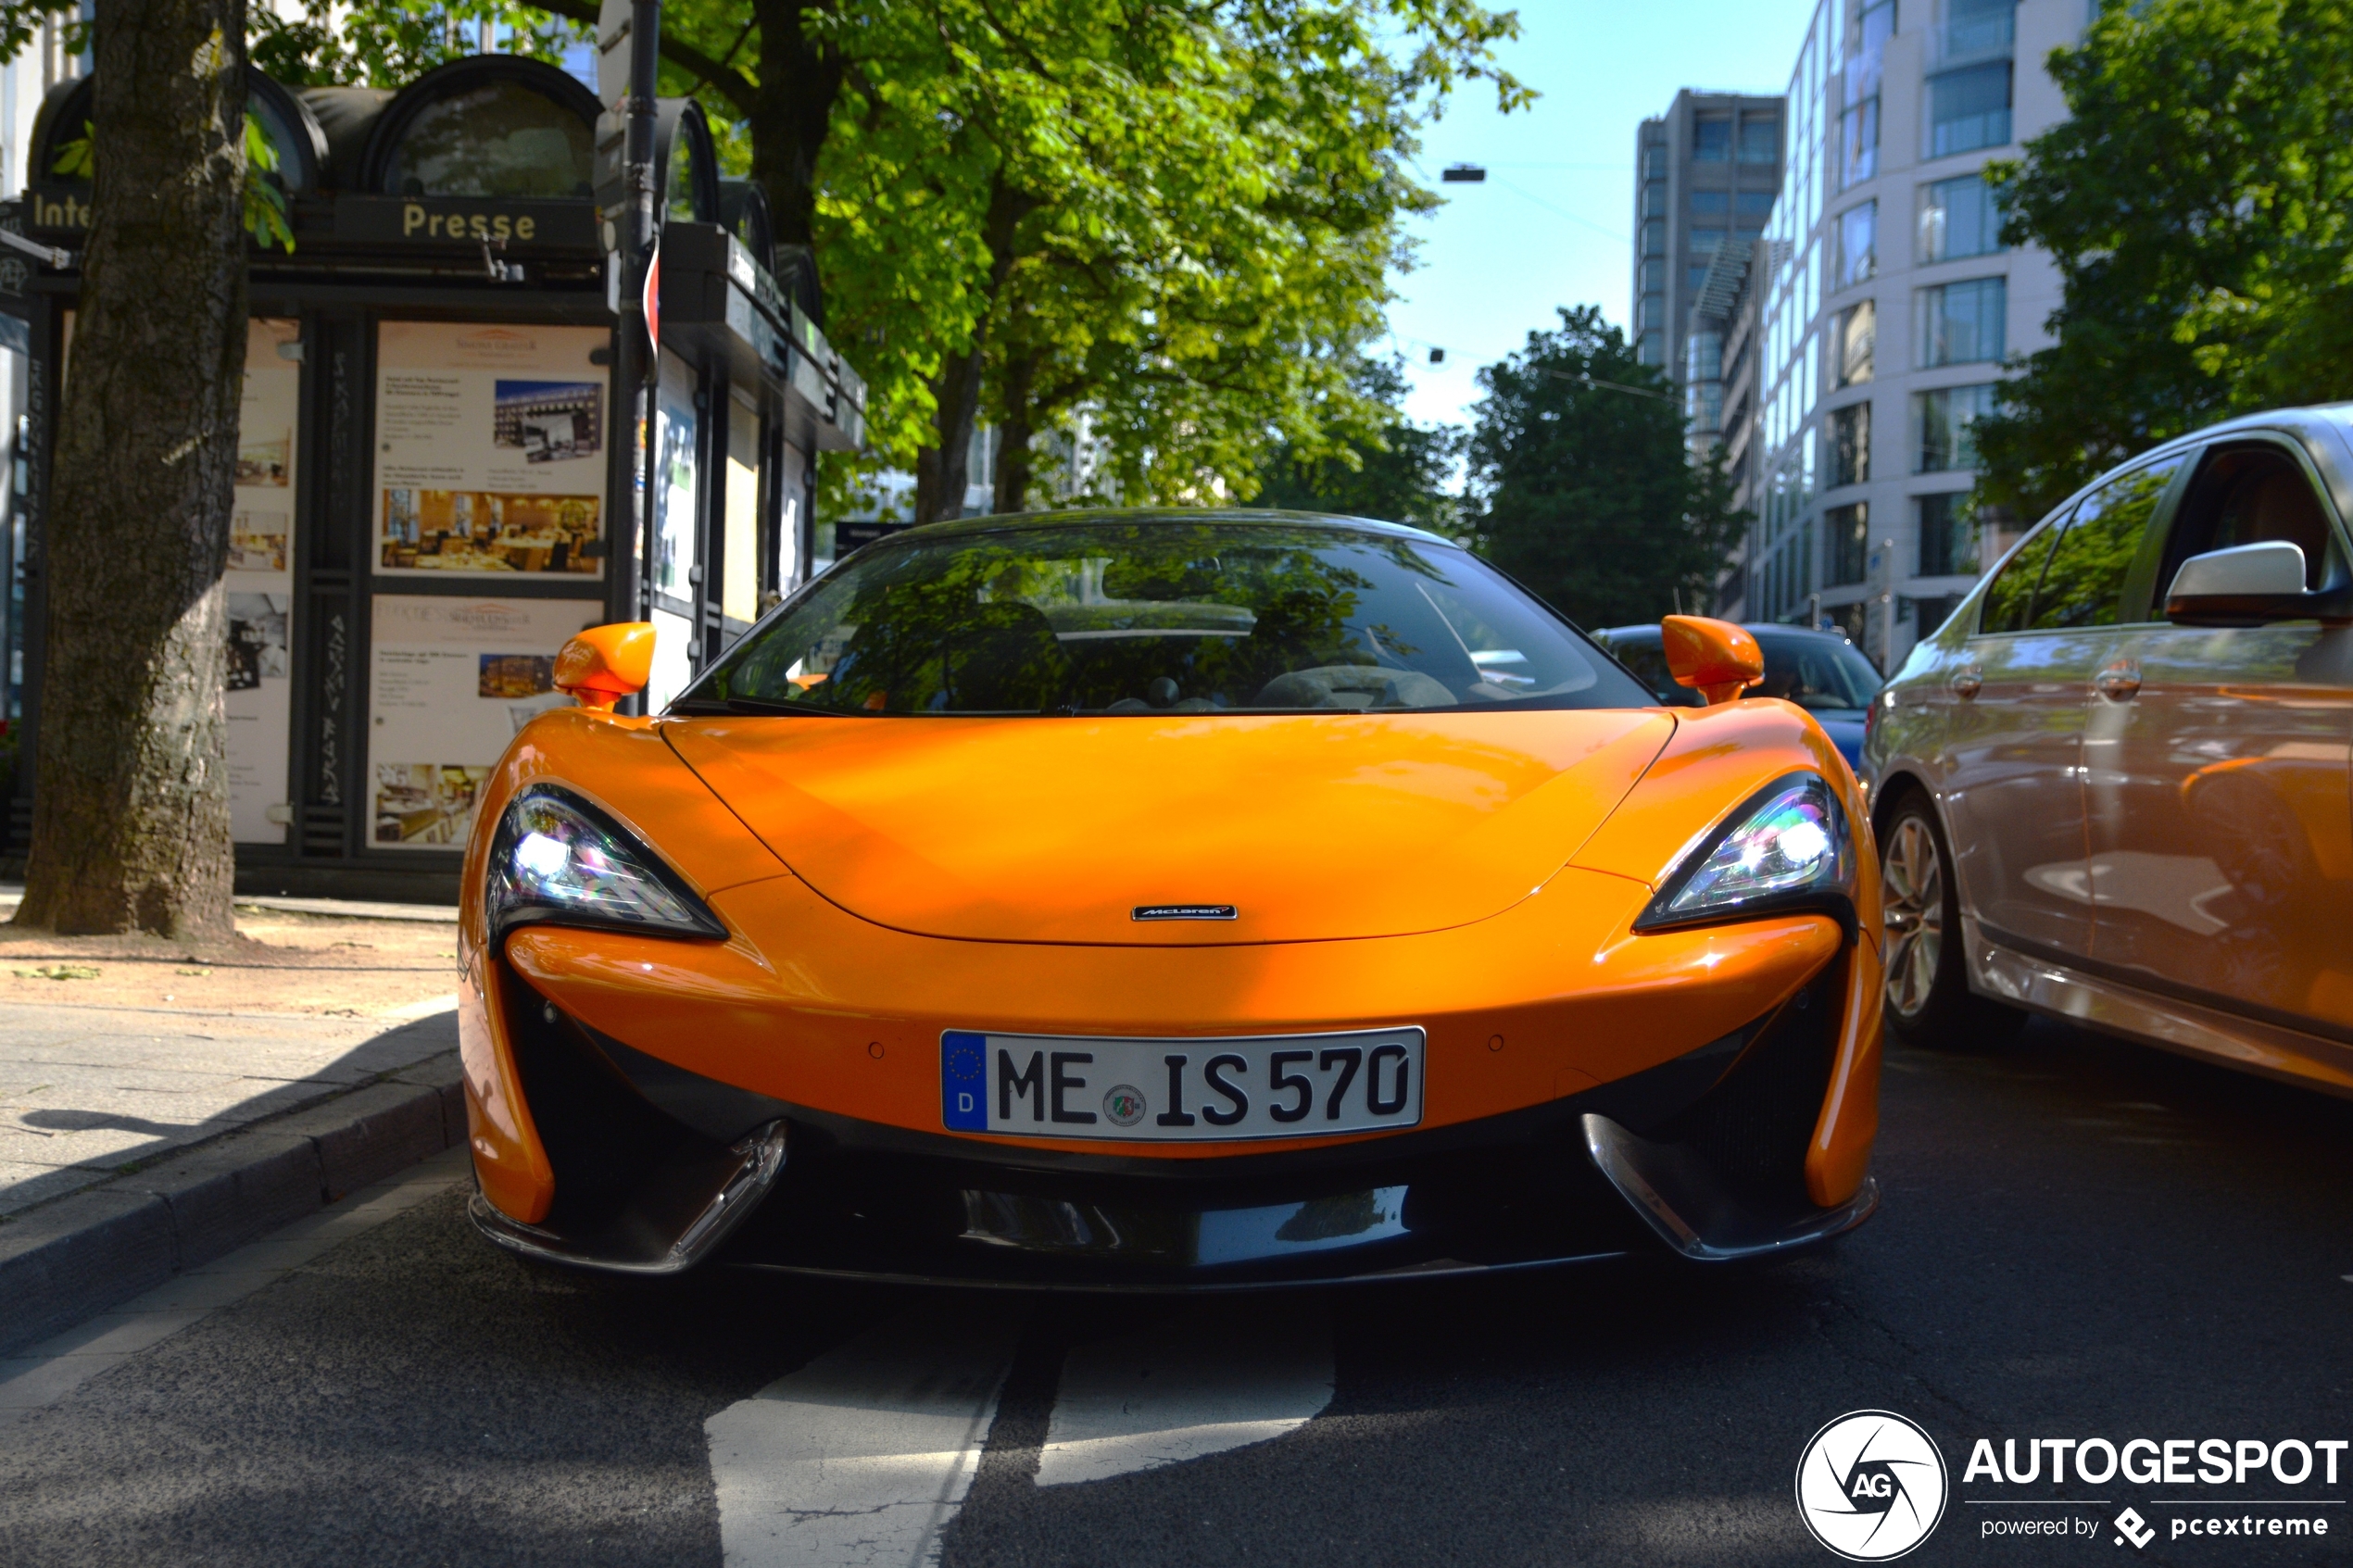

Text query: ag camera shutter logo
(1796, 1410), (1950, 1561)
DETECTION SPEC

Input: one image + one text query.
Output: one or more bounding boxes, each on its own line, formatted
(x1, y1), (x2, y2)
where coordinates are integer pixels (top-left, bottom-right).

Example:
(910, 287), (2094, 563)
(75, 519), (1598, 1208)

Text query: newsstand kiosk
(0, 54), (865, 900)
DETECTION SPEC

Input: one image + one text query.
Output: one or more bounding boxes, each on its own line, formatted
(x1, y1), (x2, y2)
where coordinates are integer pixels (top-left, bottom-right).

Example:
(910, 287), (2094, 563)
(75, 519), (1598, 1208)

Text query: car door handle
(1948, 668), (1982, 700)
(2094, 659), (2142, 701)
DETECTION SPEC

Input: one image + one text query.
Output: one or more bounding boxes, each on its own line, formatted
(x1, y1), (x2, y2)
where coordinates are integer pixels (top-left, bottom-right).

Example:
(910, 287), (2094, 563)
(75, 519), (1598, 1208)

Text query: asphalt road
(3, 1014), (2351, 1568)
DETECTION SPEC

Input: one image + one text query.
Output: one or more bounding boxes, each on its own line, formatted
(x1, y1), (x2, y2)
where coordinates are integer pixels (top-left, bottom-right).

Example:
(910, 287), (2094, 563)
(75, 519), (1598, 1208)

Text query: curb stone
(0, 1050), (469, 1355)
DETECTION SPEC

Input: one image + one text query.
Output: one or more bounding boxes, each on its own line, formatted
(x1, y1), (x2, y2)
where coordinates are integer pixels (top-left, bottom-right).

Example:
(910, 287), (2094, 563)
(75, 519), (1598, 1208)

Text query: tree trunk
(912, 350), (984, 524)
(748, 0), (844, 250)
(912, 169), (1031, 525)
(15, 0), (249, 941)
(994, 348), (1037, 513)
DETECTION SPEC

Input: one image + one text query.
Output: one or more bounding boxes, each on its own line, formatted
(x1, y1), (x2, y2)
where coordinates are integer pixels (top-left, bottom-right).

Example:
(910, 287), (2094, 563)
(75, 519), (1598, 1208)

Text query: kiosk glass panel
(380, 82), (595, 199)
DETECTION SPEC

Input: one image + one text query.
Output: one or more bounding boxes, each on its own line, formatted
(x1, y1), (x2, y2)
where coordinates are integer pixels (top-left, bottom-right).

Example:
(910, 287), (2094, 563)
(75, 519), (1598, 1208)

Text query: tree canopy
(122, 0), (1527, 521)
(1976, 0), (2353, 523)
(1246, 358), (1463, 535)
(1464, 306), (1743, 631)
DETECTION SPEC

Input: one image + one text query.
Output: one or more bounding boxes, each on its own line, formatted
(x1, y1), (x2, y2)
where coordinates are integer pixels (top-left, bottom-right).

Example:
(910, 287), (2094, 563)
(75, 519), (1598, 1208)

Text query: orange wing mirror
(1661, 614), (1764, 706)
(553, 621), (656, 714)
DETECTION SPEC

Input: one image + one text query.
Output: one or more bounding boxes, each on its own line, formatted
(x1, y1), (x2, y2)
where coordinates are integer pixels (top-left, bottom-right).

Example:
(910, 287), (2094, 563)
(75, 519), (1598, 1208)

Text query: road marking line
(1035, 1299), (1332, 1487)
(705, 1305), (1023, 1567)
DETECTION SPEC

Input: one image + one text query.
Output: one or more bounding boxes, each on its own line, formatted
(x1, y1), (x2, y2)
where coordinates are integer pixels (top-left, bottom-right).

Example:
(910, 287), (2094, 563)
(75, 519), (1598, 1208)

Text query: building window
(1641, 257), (1665, 292)
(1639, 293), (1664, 330)
(1835, 300), (1876, 388)
(1638, 331), (1665, 367)
(1688, 331), (1724, 382)
(1838, 0), (1894, 192)
(1690, 190), (1730, 219)
(1941, 0), (2018, 61)
(1736, 190), (1776, 220)
(1688, 265), (1712, 290)
(1911, 382), (1999, 470)
(1828, 501), (1869, 585)
(1838, 95), (1880, 189)
(1917, 279), (2006, 366)
(1831, 402), (1871, 489)
(1739, 116), (1779, 166)
(1694, 114), (1732, 162)
(1641, 220), (1665, 256)
(1690, 381), (1726, 433)
(1907, 594), (1966, 635)
(1927, 62), (2013, 157)
(1642, 144), (1665, 180)
(1642, 182), (1666, 218)
(1836, 201), (1877, 287)
(1916, 493), (1980, 575)
(1919, 172), (2004, 261)
(1690, 228), (1727, 256)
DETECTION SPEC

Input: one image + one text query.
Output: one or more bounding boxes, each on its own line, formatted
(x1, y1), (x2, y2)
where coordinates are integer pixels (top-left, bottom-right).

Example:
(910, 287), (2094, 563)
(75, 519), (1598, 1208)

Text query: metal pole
(613, 0), (661, 628)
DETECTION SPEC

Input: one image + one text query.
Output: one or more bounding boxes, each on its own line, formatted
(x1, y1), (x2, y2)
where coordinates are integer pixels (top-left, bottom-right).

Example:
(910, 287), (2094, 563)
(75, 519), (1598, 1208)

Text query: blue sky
(1386, 0), (1818, 433)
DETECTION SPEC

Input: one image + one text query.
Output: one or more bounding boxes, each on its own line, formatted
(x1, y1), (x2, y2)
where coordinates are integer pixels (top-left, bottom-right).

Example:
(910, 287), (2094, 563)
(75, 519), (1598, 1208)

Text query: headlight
(485, 785), (725, 940)
(1635, 772), (1853, 931)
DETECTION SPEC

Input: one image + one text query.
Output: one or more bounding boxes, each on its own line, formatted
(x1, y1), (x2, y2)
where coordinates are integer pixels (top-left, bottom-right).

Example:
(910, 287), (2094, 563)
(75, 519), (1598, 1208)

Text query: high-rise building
(1730, 0), (2080, 668)
(1629, 92), (1785, 383)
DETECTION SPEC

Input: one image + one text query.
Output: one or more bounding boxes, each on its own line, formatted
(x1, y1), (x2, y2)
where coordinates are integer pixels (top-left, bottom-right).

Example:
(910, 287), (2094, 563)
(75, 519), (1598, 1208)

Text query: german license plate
(939, 1027), (1424, 1141)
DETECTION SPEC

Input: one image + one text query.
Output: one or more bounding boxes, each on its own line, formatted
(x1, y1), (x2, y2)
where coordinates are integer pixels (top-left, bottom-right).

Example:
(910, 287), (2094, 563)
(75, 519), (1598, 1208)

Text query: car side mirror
(2165, 542), (2319, 626)
(553, 621), (656, 713)
(1661, 614), (1765, 706)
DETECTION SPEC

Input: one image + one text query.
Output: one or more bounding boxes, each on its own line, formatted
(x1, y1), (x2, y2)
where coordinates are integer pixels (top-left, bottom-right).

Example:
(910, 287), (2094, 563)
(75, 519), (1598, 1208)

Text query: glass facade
(1694, 114), (1732, 161)
(1728, 0), (2066, 655)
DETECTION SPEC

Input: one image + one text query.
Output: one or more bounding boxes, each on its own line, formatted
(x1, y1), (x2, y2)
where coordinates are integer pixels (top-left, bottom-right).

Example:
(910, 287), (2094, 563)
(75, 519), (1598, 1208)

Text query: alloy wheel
(1881, 815), (1944, 1020)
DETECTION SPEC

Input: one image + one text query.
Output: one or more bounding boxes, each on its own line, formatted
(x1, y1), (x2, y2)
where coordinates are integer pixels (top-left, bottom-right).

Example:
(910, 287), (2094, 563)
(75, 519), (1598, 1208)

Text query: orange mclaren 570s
(458, 509), (1883, 1286)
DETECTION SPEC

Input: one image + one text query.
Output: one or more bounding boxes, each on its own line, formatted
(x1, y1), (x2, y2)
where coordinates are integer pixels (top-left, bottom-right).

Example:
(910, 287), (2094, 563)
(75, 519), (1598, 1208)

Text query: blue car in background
(1592, 621), (1883, 770)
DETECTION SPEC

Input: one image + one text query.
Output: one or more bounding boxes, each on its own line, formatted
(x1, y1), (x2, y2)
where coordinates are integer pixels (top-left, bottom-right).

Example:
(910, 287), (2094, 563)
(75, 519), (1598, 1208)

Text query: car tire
(1878, 790), (2023, 1050)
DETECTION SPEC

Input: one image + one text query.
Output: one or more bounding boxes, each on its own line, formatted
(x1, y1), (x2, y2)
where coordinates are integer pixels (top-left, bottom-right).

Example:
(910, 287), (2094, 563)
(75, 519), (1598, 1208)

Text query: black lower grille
(1652, 956), (1844, 1209)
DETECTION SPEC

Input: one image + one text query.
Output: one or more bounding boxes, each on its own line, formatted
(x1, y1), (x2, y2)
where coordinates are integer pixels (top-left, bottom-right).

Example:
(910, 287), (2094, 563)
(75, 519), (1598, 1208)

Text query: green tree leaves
(1248, 358), (1464, 535)
(1464, 306), (1743, 630)
(1977, 0), (2353, 522)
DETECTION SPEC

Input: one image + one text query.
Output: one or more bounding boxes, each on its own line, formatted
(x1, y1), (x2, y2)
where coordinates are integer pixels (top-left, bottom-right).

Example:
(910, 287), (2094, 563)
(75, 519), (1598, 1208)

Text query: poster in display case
(366, 596), (603, 850)
(229, 319), (301, 843)
(372, 322), (610, 577)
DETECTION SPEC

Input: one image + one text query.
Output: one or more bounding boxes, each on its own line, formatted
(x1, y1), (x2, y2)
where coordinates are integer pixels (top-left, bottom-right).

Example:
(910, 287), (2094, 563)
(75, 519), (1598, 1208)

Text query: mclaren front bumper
(463, 939), (1879, 1288)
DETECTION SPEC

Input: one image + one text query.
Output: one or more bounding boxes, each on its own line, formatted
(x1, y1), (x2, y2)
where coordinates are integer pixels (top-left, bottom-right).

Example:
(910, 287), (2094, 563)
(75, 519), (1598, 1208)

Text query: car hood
(664, 710), (1675, 945)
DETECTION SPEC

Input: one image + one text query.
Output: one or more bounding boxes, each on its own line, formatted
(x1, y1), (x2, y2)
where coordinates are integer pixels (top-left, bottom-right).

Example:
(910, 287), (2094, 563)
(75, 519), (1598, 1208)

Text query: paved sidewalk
(0, 892), (472, 1353)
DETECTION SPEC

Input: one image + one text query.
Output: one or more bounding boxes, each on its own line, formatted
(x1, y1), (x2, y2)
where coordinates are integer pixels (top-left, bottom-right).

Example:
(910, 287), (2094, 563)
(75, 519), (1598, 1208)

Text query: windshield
(678, 518), (1653, 716)
(1607, 630), (1882, 712)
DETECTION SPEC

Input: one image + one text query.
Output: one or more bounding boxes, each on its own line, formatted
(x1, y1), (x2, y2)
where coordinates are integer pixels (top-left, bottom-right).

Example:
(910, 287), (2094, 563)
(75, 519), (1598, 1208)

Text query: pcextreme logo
(1796, 1410), (1951, 1562)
